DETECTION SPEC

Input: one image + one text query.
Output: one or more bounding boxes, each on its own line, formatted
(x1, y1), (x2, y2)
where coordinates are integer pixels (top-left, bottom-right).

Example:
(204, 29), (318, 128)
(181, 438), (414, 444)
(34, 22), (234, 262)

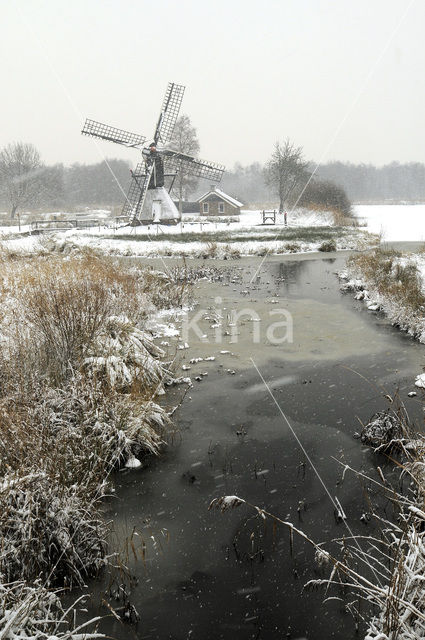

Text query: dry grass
(0, 581), (102, 639)
(332, 208), (360, 227)
(283, 242), (301, 253)
(318, 239), (337, 252)
(0, 251), (184, 635)
(140, 266), (188, 309)
(348, 248), (425, 314)
(0, 254), (175, 388)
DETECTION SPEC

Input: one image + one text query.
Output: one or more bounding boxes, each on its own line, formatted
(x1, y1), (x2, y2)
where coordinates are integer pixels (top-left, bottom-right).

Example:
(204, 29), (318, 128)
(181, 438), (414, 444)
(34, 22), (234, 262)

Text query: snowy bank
(340, 249), (425, 344)
(0, 206), (378, 259)
(0, 226), (377, 260)
(0, 253), (191, 636)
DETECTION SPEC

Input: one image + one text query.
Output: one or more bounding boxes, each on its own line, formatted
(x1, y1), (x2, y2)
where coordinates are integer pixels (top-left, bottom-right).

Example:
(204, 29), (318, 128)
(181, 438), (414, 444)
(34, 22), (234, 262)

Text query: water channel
(79, 251), (424, 639)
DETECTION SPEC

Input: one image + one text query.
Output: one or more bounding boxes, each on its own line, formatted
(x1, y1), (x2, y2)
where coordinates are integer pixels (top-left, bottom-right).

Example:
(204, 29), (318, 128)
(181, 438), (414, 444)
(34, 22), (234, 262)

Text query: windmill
(81, 82), (225, 225)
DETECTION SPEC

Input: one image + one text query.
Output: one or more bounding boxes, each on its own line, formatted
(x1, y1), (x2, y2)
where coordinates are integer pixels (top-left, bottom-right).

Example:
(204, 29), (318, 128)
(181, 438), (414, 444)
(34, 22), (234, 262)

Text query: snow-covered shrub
(296, 179), (352, 218)
(83, 315), (168, 393)
(349, 249), (425, 311)
(0, 376), (171, 490)
(221, 244), (241, 259)
(140, 267), (188, 309)
(0, 255), (177, 393)
(283, 242), (301, 253)
(37, 378), (171, 461)
(318, 239), (336, 252)
(0, 580), (103, 639)
(361, 408), (410, 452)
(196, 241), (218, 259)
(0, 472), (106, 586)
(0, 375), (172, 589)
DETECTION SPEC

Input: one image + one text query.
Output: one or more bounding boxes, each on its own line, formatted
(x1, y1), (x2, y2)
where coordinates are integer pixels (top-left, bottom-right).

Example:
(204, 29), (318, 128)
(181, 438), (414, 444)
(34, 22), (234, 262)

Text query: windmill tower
(81, 83), (225, 225)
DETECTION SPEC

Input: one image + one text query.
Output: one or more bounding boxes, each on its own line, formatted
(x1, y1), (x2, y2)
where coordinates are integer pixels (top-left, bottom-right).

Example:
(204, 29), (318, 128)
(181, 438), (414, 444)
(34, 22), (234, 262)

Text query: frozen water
(356, 204), (425, 242)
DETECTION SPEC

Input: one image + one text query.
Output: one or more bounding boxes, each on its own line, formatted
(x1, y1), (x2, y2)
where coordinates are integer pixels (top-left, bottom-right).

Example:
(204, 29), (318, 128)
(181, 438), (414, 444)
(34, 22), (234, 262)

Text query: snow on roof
(197, 188), (243, 208)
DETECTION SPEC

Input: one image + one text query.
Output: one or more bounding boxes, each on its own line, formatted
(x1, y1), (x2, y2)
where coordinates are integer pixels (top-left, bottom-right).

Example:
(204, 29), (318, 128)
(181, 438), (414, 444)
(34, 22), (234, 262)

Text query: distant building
(197, 186), (243, 216)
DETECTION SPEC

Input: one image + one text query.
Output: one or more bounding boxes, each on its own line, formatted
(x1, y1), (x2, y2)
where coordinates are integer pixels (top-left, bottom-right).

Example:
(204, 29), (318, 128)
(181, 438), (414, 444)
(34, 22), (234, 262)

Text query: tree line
(0, 141), (350, 219)
(315, 161), (425, 202)
(0, 143), (132, 218)
(220, 159), (425, 206)
(0, 115), (201, 218)
(1, 124), (425, 219)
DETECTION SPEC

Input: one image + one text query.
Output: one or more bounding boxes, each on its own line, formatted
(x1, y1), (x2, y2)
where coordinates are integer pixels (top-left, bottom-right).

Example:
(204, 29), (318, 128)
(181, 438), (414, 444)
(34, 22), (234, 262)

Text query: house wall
(173, 201), (199, 214)
(199, 193), (240, 216)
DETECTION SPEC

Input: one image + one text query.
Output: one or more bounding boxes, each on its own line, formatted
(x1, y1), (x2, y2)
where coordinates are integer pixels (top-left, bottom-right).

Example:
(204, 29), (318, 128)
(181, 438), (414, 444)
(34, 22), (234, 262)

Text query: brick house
(197, 186), (243, 216)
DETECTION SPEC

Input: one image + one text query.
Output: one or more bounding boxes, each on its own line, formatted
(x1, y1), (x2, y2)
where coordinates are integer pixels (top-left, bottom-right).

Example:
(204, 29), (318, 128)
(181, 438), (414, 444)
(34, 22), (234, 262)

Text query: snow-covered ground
(0, 208), (334, 237)
(1, 204), (423, 257)
(1, 205), (423, 244)
(356, 204), (425, 242)
(0, 207), (376, 257)
(0, 229), (371, 258)
(179, 207), (334, 229)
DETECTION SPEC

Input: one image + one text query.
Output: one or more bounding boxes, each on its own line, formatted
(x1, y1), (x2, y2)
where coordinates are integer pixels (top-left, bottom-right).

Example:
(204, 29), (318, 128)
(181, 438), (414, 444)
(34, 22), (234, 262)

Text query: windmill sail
(154, 83), (185, 145)
(163, 152), (225, 182)
(82, 119), (146, 148)
(122, 163), (154, 222)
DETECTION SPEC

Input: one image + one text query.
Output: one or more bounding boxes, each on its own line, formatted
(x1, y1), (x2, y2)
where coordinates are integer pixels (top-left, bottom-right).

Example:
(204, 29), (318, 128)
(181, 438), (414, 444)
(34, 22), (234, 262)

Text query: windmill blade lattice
(122, 163), (154, 222)
(154, 83), (185, 145)
(164, 154), (225, 182)
(82, 119), (146, 148)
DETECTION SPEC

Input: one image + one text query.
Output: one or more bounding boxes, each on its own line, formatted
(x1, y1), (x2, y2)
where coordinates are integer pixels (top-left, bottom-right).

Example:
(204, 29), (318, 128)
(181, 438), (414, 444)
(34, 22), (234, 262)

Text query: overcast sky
(1, 0), (423, 171)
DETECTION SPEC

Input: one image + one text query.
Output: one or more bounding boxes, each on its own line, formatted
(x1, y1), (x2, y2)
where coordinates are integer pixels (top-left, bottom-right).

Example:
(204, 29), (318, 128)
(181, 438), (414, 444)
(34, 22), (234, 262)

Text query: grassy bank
(18, 225), (378, 261)
(337, 246), (425, 636)
(341, 247), (425, 343)
(0, 250), (184, 637)
(106, 226), (347, 244)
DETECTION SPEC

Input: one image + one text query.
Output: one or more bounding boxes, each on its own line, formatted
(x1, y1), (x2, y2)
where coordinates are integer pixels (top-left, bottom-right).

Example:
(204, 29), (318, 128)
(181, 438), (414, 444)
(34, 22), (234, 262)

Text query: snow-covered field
(0, 207), (376, 258)
(356, 204), (425, 242)
(1, 204), (423, 246)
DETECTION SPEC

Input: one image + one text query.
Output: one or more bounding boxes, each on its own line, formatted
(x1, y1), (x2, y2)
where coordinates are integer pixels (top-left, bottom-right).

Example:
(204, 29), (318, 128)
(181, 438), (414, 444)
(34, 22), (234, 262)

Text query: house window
(203, 202), (209, 214)
(218, 202), (225, 214)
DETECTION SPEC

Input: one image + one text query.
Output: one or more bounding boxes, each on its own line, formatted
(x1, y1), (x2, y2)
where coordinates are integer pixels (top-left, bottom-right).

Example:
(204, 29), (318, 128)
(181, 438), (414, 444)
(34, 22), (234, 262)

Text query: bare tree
(264, 139), (309, 217)
(0, 142), (47, 219)
(169, 115), (200, 214)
